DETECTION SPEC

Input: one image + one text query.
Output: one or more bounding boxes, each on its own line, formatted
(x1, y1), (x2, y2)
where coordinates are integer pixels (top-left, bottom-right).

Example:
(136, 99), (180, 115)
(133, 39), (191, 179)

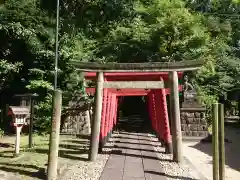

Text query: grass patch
(0, 134), (90, 180)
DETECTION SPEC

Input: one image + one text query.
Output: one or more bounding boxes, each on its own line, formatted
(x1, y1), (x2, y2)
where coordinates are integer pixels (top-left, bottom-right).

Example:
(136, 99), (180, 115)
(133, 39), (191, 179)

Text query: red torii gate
(85, 72), (183, 154)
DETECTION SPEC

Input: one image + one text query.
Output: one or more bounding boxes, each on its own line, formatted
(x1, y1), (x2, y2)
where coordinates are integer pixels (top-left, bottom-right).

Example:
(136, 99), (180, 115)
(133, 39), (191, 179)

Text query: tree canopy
(0, 0), (240, 131)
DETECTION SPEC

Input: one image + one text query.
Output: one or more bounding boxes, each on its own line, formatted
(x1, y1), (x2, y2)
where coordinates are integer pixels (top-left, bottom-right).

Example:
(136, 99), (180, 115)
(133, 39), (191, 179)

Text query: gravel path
(183, 126), (240, 180)
(59, 155), (108, 180)
(0, 170), (8, 180)
(3, 126), (240, 180)
(61, 132), (205, 180)
(59, 137), (114, 180)
(0, 170), (21, 180)
(148, 134), (202, 180)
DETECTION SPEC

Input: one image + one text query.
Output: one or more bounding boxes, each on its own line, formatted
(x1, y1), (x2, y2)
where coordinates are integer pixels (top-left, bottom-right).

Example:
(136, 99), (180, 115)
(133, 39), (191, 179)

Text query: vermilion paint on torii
(85, 87), (182, 96)
(84, 72), (183, 153)
(85, 72), (183, 81)
(85, 69), (183, 94)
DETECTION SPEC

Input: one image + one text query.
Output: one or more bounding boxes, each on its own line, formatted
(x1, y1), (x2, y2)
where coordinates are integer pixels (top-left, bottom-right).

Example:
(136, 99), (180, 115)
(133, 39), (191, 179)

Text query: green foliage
(0, 128), (4, 137)
(34, 93), (52, 132)
(0, 0), (90, 132)
(188, 0), (240, 104)
(95, 0), (210, 63)
(1, 0), (240, 131)
(0, 60), (22, 91)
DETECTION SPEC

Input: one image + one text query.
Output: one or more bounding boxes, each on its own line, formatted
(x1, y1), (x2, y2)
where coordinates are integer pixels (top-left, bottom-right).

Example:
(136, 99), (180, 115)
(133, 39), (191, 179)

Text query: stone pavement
(99, 132), (166, 180)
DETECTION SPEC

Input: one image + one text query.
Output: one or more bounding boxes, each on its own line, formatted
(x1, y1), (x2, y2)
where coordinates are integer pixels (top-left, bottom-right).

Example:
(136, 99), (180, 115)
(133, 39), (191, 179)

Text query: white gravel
(148, 134), (201, 180)
(59, 138), (114, 180)
(61, 156), (108, 180)
(0, 170), (7, 180)
(57, 127), (240, 180)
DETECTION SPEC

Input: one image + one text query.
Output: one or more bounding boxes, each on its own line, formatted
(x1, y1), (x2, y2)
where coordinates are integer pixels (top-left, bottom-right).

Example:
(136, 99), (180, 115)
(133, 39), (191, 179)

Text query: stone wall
(180, 108), (208, 137)
(60, 100), (92, 135)
(61, 109), (91, 135)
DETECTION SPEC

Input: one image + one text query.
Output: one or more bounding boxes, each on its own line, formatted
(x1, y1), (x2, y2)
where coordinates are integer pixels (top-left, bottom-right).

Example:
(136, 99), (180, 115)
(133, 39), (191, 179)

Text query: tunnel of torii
(84, 72), (183, 154)
(71, 60), (203, 163)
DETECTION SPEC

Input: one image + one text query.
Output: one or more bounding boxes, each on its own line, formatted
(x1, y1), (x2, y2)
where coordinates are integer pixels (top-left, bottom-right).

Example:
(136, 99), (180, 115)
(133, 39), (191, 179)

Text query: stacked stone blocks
(180, 108), (208, 137)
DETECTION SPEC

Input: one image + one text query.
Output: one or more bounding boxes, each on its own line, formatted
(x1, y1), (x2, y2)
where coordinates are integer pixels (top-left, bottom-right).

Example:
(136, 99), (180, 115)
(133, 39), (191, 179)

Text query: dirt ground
(1, 125), (240, 180)
(0, 134), (90, 180)
(183, 126), (240, 180)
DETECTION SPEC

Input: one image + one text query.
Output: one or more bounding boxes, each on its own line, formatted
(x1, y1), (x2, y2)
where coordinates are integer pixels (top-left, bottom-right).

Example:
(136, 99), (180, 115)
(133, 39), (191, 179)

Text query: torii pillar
(169, 71), (183, 163)
(89, 72), (104, 161)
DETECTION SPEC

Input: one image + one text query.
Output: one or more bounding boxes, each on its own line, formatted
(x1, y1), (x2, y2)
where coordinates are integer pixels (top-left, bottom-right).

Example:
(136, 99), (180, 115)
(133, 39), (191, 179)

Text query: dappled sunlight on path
(183, 126), (240, 180)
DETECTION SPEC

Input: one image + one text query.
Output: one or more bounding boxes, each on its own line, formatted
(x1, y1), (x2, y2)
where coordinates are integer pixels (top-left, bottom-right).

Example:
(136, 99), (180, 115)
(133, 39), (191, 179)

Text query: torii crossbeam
(71, 60), (204, 163)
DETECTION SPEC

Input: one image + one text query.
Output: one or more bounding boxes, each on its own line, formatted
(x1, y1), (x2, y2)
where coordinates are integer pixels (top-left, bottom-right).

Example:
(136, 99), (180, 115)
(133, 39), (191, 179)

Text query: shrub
(0, 128), (4, 138)
(34, 93), (52, 133)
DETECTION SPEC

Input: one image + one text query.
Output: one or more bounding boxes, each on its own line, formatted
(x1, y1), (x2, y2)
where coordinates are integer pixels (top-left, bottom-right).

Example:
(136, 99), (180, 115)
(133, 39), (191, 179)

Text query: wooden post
(83, 80), (91, 135)
(5, 104), (9, 132)
(151, 92), (156, 132)
(105, 92), (111, 140)
(99, 89), (107, 153)
(29, 98), (34, 148)
(89, 72), (104, 161)
(104, 90), (109, 138)
(160, 88), (172, 154)
(47, 90), (62, 180)
(219, 103), (225, 180)
(109, 93), (115, 137)
(108, 93), (113, 139)
(113, 96), (118, 127)
(212, 103), (219, 180)
(86, 109), (91, 135)
(169, 71), (182, 163)
(15, 125), (22, 155)
(113, 95), (117, 127)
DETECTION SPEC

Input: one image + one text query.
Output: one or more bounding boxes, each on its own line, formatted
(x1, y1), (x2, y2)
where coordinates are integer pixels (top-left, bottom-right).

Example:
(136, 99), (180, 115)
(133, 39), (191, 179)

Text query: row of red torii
(72, 60), (203, 163)
(85, 72), (183, 154)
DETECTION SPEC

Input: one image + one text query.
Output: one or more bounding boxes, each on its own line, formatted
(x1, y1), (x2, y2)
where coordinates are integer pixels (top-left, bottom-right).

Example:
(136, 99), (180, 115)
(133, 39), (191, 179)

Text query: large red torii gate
(85, 72), (182, 81)
(71, 60), (203, 163)
(84, 72), (183, 154)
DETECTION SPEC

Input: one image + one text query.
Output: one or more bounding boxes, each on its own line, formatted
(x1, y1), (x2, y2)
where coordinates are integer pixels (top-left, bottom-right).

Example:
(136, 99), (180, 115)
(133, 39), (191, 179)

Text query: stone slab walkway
(99, 132), (166, 180)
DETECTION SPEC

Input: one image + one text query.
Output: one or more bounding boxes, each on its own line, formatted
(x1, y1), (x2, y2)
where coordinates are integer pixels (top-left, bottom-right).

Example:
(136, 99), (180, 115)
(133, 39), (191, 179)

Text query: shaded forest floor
(0, 134), (91, 180)
(1, 125), (240, 180)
